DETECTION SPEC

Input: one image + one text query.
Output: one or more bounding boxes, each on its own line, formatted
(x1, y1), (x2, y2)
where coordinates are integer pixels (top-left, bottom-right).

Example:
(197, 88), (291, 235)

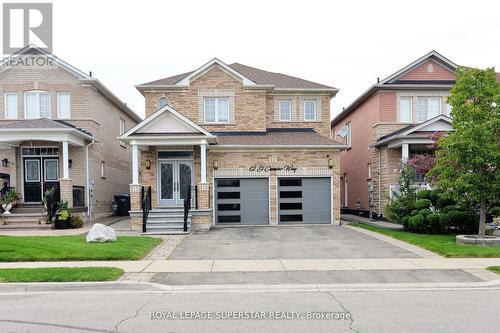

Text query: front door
(158, 160), (193, 206)
(23, 157), (60, 203)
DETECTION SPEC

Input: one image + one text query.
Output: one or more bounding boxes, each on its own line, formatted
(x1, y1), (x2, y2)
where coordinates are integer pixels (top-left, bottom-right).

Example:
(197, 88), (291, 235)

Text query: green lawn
(0, 235), (161, 262)
(487, 266), (500, 275)
(349, 223), (500, 258)
(0, 267), (123, 282)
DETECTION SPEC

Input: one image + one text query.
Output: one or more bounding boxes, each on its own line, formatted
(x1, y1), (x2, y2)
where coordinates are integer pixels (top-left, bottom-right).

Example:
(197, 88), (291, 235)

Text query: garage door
(215, 178), (269, 225)
(278, 177), (331, 224)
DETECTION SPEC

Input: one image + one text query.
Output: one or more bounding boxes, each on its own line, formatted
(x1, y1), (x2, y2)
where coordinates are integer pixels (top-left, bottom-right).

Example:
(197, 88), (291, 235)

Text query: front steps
(1, 206), (51, 230)
(143, 208), (192, 235)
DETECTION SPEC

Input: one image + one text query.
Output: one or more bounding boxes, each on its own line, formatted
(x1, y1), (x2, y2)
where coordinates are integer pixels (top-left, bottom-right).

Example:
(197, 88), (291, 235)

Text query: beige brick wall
(372, 145), (402, 216)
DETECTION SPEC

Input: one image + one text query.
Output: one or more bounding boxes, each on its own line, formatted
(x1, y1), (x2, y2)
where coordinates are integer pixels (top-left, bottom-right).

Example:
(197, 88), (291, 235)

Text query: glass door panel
(158, 162), (175, 206)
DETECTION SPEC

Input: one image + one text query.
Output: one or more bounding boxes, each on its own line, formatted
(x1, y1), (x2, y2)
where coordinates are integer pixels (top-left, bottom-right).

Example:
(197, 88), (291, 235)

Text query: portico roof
(0, 118), (93, 146)
(371, 115), (453, 148)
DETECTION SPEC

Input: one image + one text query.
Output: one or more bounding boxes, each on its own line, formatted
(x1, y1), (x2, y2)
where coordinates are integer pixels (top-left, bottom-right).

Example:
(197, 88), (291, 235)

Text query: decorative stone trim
(277, 167), (331, 176)
(214, 168), (270, 177)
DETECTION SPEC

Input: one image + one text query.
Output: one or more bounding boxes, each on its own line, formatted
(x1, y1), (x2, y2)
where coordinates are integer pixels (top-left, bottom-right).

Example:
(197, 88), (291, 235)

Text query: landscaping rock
(86, 223), (117, 243)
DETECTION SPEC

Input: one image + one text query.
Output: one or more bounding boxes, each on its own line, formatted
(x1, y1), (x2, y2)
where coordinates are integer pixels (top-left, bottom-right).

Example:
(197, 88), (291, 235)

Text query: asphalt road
(0, 282), (499, 332)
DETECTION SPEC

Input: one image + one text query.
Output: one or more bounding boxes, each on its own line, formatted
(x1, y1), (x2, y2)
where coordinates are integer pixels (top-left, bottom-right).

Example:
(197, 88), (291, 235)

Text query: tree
(429, 67), (500, 237)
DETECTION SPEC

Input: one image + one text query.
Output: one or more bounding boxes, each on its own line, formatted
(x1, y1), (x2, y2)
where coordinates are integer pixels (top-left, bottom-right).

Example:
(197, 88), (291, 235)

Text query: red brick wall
(400, 60), (456, 81)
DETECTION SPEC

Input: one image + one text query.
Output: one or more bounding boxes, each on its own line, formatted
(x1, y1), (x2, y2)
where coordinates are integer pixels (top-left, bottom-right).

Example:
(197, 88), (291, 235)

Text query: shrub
(441, 205), (458, 214)
(70, 215), (84, 229)
(411, 209), (419, 216)
(439, 213), (452, 229)
(408, 214), (426, 233)
(429, 189), (444, 206)
(417, 190), (432, 200)
(489, 206), (500, 217)
(384, 199), (411, 224)
(436, 196), (455, 209)
(419, 208), (432, 217)
(426, 213), (442, 233)
(401, 216), (410, 231)
(414, 199), (431, 210)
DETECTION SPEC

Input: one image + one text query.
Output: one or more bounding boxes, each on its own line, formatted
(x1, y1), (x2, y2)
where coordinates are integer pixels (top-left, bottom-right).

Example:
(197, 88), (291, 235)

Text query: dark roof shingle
(215, 129), (344, 146)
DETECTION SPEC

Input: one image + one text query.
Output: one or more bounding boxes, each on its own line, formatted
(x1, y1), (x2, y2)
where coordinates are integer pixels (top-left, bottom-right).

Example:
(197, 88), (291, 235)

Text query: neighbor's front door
(158, 160), (193, 206)
(23, 157), (60, 203)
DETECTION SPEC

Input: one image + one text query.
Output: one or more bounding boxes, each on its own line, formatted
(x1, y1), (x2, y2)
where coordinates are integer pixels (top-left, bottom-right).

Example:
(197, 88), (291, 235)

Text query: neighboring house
(120, 58), (346, 233)
(0, 46), (141, 221)
(331, 50), (500, 218)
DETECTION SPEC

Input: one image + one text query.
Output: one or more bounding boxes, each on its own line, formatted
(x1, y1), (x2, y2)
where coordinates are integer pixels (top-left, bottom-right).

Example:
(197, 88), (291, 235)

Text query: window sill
(202, 122), (236, 125)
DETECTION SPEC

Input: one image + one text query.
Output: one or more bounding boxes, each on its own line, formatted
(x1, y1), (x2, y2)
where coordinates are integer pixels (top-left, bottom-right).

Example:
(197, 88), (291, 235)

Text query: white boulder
(86, 223), (117, 243)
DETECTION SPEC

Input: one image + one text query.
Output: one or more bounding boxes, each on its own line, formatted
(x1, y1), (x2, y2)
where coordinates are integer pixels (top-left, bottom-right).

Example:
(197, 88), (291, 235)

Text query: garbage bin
(114, 193), (130, 216)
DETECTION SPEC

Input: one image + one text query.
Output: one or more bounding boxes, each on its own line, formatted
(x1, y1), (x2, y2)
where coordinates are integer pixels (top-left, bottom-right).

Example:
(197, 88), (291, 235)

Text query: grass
(0, 267), (123, 282)
(487, 266), (500, 275)
(349, 222), (500, 258)
(0, 235), (161, 262)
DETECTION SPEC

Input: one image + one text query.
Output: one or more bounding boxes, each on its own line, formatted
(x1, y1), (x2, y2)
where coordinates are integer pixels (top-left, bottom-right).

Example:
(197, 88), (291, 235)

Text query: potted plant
(1, 189), (20, 214)
(54, 201), (71, 229)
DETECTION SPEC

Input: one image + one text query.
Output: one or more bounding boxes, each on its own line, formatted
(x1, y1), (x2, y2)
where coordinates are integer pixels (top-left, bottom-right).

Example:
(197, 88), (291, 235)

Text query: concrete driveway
(169, 225), (419, 260)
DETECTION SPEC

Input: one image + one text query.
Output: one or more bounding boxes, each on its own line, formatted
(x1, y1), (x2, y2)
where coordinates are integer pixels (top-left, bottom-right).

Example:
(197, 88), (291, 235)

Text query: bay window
(24, 91), (51, 118)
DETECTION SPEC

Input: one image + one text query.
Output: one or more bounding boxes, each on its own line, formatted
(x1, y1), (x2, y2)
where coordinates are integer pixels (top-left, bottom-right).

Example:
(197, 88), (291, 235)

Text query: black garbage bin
(114, 193), (130, 216)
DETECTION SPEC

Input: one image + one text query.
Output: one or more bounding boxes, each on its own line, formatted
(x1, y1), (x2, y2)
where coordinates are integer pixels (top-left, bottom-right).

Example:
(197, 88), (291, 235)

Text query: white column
(62, 141), (70, 179)
(131, 144), (140, 185)
(200, 143), (207, 183)
(402, 143), (409, 161)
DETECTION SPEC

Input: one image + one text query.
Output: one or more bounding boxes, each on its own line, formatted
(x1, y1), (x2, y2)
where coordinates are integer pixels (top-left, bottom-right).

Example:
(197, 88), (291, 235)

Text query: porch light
(1, 158), (8, 167)
(145, 160), (151, 170)
(328, 158), (333, 169)
(213, 160), (218, 170)
(68, 159), (72, 168)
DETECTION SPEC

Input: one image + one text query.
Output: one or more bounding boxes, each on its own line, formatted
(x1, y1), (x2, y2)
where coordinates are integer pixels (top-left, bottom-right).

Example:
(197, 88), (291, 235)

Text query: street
(0, 282), (499, 332)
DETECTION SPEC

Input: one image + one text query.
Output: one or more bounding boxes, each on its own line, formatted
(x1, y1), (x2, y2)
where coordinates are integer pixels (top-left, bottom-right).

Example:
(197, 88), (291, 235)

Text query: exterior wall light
(328, 158), (333, 169)
(1, 158), (8, 167)
(145, 160), (151, 170)
(68, 159), (73, 168)
(213, 160), (218, 170)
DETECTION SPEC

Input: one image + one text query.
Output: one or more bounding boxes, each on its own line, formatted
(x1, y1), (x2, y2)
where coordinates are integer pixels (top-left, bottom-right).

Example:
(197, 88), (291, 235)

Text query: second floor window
(279, 100), (292, 121)
(25, 91), (51, 119)
(204, 97), (229, 123)
(57, 92), (70, 119)
(399, 97), (412, 122)
(119, 118), (126, 147)
(417, 97), (441, 122)
(4, 93), (18, 119)
(304, 100), (317, 121)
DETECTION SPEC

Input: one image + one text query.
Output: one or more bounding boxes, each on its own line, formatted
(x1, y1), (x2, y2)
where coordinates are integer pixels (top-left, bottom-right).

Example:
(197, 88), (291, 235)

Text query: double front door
(24, 157), (60, 203)
(158, 160), (193, 206)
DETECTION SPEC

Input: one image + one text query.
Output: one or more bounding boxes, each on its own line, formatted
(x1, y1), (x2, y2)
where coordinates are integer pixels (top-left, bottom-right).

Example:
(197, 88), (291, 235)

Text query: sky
(3, 0), (500, 119)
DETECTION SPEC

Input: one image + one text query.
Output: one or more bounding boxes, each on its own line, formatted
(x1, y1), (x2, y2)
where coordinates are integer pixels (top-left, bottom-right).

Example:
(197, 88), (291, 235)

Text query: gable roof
(118, 104), (216, 140)
(137, 58), (338, 93)
(331, 50), (500, 127)
(0, 45), (142, 122)
(372, 115), (452, 147)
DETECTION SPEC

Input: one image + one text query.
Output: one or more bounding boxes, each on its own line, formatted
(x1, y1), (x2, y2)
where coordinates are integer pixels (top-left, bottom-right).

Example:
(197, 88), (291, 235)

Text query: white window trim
(56, 92), (71, 119)
(24, 90), (51, 119)
(43, 159), (59, 181)
(278, 100), (292, 121)
(24, 159), (40, 182)
(204, 97), (229, 123)
(119, 118), (126, 147)
(367, 163), (372, 179)
(100, 161), (106, 178)
(346, 122), (352, 146)
(4, 93), (18, 119)
(417, 97), (442, 122)
(399, 97), (413, 122)
(303, 100), (317, 121)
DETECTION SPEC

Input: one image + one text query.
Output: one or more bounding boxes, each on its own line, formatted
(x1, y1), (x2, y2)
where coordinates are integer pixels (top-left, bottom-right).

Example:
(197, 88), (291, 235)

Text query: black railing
(141, 186), (152, 233)
(45, 186), (58, 222)
(183, 186), (192, 232)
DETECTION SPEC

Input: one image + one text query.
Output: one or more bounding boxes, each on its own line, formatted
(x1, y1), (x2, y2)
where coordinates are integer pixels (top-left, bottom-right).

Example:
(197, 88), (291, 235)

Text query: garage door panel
(215, 178), (269, 225)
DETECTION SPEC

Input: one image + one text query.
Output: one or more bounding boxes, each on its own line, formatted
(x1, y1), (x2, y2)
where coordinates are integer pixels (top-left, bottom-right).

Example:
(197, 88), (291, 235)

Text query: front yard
(0, 267), (123, 282)
(0, 235), (161, 262)
(350, 223), (500, 258)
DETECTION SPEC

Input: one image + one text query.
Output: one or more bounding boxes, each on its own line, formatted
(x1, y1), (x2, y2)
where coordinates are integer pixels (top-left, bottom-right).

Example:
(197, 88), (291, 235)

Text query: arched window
(158, 97), (168, 109)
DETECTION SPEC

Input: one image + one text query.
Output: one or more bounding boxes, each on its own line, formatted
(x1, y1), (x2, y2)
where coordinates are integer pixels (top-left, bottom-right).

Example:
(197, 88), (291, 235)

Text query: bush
(419, 208), (432, 217)
(489, 206), (500, 217)
(408, 214), (426, 232)
(401, 216), (410, 231)
(414, 199), (431, 210)
(441, 205), (458, 214)
(384, 198), (411, 224)
(439, 213), (452, 229)
(411, 209), (419, 216)
(417, 190), (432, 200)
(70, 215), (84, 229)
(429, 189), (444, 206)
(426, 213), (442, 233)
(436, 196), (454, 209)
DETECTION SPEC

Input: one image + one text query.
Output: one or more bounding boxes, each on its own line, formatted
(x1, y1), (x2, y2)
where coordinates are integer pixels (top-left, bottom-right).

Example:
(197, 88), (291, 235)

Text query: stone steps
(144, 209), (192, 234)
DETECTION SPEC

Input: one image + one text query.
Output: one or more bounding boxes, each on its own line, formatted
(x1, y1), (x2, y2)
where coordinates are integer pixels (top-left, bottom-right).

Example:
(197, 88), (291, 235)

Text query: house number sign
(249, 164), (297, 173)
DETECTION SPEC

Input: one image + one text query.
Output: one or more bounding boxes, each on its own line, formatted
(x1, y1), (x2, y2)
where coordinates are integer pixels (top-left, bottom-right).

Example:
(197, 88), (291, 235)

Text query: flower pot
(54, 218), (71, 229)
(2, 203), (12, 215)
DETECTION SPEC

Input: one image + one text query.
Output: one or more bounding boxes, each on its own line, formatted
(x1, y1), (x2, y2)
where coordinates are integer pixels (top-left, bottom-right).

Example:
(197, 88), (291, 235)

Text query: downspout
(85, 136), (95, 222)
(378, 148), (382, 218)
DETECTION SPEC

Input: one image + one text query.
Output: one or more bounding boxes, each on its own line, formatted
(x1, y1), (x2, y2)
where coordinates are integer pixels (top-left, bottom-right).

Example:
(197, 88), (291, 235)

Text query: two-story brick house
(0, 46), (141, 223)
(331, 50), (500, 218)
(120, 58), (346, 232)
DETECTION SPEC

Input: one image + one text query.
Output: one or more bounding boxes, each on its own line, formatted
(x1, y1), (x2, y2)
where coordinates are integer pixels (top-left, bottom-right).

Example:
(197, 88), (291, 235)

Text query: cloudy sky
(7, 0), (500, 119)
